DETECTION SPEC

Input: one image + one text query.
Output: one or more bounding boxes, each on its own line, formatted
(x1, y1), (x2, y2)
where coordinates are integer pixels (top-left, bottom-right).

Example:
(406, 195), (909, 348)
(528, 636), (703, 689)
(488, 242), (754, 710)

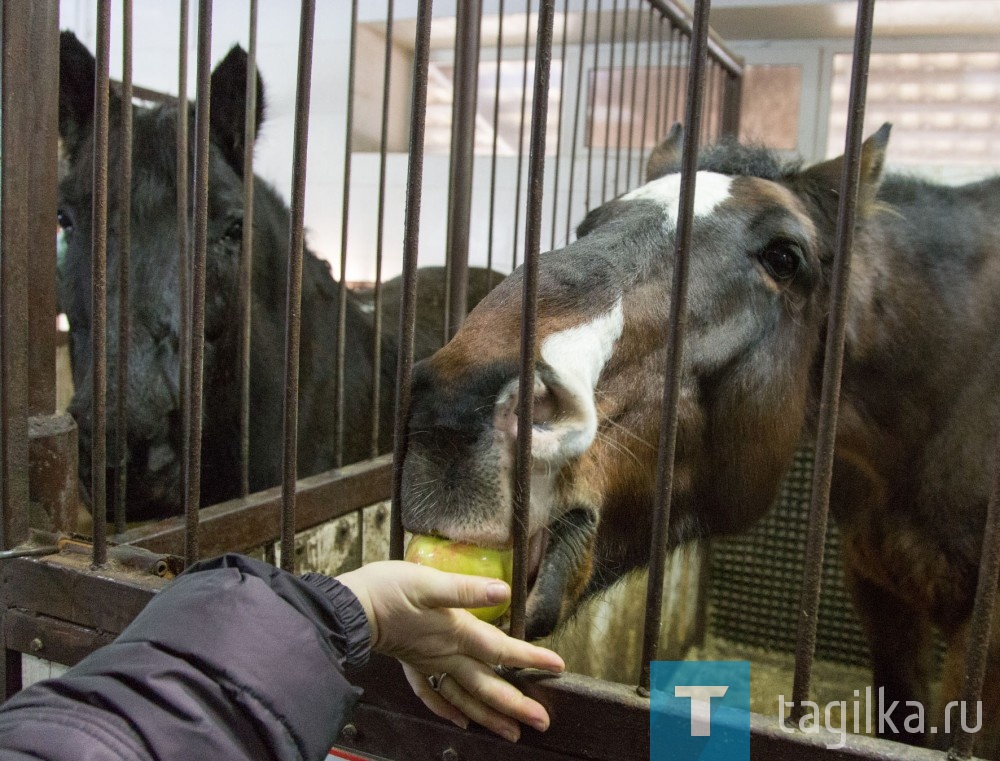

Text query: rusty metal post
(563, 0), (589, 241)
(638, 0), (713, 694)
(950, 429), (1000, 759)
(184, 0), (214, 566)
(485, 0), (506, 291)
(114, 0), (134, 534)
(90, 0), (113, 566)
(279, 0), (318, 572)
(23, 1), (60, 420)
(790, 0), (876, 720)
(510, 0), (556, 642)
(720, 67), (742, 138)
(334, 0), (358, 469)
(444, 0), (482, 340)
(389, 0), (435, 561)
(238, 0), (259, 498)
(370, 0), (396, 458)
(2, 0), (60, 551)
(29, 415), (80, 534)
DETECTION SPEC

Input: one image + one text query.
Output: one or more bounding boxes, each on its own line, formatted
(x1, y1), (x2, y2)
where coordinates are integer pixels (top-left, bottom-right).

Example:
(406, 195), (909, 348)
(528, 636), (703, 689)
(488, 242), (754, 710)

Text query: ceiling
(387, 1), (1000, 51)
(709, 0), (1000, 40)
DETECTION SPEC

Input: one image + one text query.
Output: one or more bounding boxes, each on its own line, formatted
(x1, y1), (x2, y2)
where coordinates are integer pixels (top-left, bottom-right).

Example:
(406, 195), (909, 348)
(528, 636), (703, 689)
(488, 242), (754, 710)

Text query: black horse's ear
(59, 31), (97, 158)
(209, 45), (266, 173)
(800, 123), (891, 218)
(645, 123), (684, 182)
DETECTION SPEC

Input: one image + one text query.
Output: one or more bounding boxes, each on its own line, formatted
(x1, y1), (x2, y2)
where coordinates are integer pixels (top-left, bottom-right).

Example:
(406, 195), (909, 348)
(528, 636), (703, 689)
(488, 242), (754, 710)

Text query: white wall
(57, 2), (675, 284)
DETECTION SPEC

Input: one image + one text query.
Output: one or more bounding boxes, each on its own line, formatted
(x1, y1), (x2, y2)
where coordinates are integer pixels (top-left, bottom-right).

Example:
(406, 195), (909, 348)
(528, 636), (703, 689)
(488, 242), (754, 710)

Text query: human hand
(337, 561), (565, 742)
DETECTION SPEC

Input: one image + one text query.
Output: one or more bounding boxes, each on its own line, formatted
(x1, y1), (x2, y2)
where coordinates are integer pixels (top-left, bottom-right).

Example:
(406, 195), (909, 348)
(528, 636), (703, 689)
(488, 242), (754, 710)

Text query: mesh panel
(708, 446), (872, 668)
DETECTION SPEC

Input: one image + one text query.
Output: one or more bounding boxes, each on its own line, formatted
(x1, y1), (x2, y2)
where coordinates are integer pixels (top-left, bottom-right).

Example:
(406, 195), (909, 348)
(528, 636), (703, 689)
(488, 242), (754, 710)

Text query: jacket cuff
(300, 573), (371, 672)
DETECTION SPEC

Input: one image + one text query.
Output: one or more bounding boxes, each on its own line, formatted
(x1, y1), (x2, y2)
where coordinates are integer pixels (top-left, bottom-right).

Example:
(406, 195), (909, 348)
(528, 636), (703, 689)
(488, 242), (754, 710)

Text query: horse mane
(694, 137), (804, 181)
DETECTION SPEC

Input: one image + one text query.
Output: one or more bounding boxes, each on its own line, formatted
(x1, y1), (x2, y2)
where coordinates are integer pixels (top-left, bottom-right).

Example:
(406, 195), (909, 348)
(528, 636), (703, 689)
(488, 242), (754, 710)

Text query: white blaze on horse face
(536, 298), (626, 461)
(622, 171), (733, 226)
(492, 298), (625, 537)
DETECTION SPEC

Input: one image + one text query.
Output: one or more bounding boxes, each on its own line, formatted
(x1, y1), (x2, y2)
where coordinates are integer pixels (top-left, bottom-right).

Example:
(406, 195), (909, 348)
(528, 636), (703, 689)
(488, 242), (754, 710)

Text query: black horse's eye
(758, 241), (801, 282)
(223, 217), (243, 243)
(57, 209), (74, 232)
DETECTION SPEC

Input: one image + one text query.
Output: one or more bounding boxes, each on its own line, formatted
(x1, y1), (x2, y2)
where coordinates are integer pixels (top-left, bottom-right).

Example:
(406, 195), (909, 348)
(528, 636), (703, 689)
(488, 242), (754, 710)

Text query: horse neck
(837, 177), (1000, 452)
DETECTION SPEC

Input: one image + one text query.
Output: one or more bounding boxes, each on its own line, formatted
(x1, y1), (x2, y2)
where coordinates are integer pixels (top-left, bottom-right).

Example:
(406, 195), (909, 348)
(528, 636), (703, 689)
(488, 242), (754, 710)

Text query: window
(827, 51), (1000, 168)
(738, 64), (802, 151)
(423, 59), (563, 155)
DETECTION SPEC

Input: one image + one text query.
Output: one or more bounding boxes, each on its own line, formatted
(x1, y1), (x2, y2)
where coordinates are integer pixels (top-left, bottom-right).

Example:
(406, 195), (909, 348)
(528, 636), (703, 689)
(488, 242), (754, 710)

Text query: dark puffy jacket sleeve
(0, 554), (371, 761)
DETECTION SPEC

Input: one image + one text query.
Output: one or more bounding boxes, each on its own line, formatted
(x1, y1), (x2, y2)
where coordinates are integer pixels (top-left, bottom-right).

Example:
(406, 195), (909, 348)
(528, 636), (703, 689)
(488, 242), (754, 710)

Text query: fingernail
(451, 716), (469, 730)
(502, 726), (520, 743)
(486, 581), (510, 602)
(532, 718), (549, 733)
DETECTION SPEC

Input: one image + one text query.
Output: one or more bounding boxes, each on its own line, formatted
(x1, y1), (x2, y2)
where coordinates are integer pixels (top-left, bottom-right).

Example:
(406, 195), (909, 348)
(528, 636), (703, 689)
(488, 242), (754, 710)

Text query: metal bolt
(442, 749), (459, 761)
(341, 724), (358, 741)
(29, 638), (43, 653)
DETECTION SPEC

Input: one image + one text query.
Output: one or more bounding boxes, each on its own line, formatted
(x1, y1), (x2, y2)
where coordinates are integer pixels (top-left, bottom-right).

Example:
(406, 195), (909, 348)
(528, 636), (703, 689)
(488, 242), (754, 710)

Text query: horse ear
(800, 123), (891, 217)
(209, 45), (266, 173)
(645, 123), (684, 182)
(59, 31), (97, 158)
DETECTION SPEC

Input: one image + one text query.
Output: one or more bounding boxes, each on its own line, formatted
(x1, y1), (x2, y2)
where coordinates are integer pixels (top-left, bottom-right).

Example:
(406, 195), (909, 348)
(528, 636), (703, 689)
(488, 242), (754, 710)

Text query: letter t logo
(674, 685), (729, 736)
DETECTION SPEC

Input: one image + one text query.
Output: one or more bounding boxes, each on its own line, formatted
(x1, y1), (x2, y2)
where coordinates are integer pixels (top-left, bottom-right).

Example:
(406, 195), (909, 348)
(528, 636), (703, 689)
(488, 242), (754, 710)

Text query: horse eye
(758, 242), (801, 282)
(57, 209), (74, 232)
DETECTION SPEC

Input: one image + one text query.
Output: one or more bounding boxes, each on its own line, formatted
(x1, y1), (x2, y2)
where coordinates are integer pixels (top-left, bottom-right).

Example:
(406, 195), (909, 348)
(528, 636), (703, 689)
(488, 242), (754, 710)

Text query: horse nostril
(147, 442), (176, 473)
(533, 384), (557, 426)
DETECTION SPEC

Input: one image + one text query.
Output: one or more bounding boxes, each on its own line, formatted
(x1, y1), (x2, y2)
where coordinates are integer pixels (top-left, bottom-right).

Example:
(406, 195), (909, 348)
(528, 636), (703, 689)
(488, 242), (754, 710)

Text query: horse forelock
(654, 137), (803, 182)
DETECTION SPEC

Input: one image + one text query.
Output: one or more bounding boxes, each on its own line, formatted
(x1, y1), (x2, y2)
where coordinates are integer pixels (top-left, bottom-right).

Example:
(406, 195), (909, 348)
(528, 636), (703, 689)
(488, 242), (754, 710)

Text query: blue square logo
(650, 661), (750, 761)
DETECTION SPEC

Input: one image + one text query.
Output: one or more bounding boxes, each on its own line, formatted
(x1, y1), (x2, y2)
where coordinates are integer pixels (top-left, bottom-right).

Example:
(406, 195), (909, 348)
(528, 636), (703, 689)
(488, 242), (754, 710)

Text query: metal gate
(2, 1), (998, 760)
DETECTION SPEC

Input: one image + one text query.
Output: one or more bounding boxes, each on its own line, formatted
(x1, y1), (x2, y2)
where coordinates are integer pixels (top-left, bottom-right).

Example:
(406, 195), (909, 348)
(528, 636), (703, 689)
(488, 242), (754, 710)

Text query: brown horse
(400, 124), (1000, 753)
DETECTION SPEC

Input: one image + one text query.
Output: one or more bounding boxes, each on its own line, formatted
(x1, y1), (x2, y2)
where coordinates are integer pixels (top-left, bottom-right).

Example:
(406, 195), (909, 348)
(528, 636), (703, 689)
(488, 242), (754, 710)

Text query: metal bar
(114, 0), (134, 535)
(644, 0), (742, 77)
(623, 1), (642, 191)
(370, 0), (395, 458)
(721, 66), (743, 138)
(238, 0), (259, 497)
(0, 0), (53, 551)
(280, 0), (317, 572)
(90, 0), (113, 566)
(612, 0), (630, 197)
(176, 0), (191, 552)
(583, 0), (602, 212)
(638, 3), (654, 186)
(485, 0), (505, 291)
(510, 3), (533, 271)
(671, 27), (685, 128)
(653, 18), (666, 145)
(23, 1), (60, 418)
(790, 0), (876, 719)
(601, 0), (618, 202)
(563, 0), (588, 241)
(333, 0), (358, 470)
(443, 0), (481, 339)
(638, 0), (713, 694)
(184, 0), (213, 567)
(389, 0), (434, 562)
(510, 0), (555, 642)
(119, 457), (393, 558)
(951, 430), (1000, 758)
(547, 0), (570, 250)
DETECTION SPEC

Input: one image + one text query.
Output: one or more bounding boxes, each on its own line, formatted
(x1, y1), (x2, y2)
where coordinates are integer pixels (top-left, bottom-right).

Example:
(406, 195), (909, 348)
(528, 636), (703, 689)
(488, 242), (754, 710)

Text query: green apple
(404, 534), (514, 622)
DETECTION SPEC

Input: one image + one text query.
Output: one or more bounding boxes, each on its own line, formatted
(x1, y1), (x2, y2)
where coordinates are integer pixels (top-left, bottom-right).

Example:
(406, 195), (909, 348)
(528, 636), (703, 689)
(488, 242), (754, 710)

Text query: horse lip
(526, 528), (550, 594)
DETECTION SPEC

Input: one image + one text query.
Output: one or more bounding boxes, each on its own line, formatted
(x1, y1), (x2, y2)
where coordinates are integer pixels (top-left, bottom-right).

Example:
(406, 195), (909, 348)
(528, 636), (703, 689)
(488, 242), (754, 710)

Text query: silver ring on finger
(427, 672), (448, 692)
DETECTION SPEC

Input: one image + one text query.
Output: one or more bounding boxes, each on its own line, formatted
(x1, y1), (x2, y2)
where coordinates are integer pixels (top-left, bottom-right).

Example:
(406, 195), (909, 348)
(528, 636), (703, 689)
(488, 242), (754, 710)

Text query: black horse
(59, 32), (402, 521)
